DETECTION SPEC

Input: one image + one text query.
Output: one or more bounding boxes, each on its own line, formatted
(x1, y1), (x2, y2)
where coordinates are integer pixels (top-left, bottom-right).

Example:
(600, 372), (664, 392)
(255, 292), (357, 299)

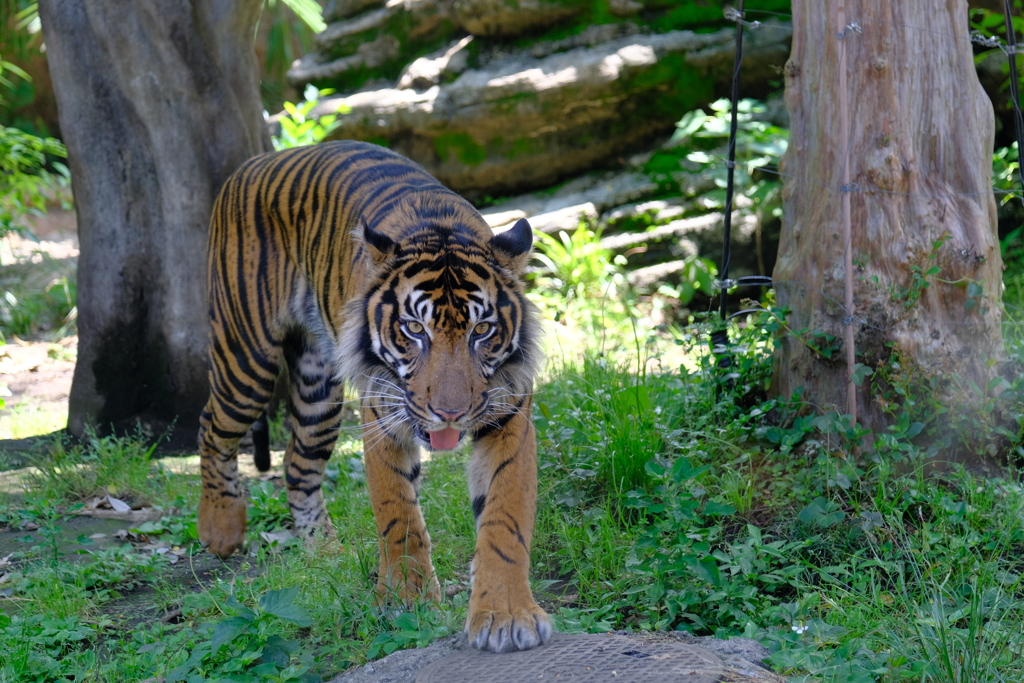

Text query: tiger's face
(342, 218), (536, 452)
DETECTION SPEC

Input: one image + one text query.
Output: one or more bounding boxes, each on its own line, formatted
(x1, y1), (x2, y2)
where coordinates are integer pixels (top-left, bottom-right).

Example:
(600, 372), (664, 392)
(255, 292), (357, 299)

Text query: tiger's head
(339, 215), (539, 452)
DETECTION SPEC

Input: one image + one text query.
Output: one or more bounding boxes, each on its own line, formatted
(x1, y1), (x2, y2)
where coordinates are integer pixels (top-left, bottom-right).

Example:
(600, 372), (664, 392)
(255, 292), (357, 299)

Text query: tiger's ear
(490, 218), (533, 273)
(362, 217), (395, 264)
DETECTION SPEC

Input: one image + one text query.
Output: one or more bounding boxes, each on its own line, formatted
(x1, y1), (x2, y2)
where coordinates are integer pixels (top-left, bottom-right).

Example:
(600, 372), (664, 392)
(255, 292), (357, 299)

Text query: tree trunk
(38, 0), (271, 443)
(772, 0), (1004, 434)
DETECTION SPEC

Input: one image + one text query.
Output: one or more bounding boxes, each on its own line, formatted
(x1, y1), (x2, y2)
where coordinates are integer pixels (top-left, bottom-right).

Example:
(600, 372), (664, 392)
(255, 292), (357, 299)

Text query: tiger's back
(199, 141), (552, 653)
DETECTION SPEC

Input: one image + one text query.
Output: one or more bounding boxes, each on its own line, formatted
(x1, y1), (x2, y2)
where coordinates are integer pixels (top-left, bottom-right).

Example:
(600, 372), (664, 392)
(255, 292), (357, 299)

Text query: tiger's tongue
(429, 427), (461, 450)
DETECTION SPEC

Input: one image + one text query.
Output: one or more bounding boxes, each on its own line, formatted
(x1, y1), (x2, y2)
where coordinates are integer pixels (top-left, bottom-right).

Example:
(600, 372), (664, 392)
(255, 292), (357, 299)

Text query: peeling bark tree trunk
(39, 0), (271, 442)
(772, 0), (1004, 432)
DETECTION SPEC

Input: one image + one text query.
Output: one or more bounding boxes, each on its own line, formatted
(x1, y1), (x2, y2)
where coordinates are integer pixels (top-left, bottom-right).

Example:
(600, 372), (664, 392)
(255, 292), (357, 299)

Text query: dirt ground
(0, 336), (76, 422)
(0, 209), (79, 451)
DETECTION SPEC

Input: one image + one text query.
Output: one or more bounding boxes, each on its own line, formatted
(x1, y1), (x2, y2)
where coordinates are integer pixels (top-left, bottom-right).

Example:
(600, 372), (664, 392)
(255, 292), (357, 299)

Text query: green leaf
(280, 0), (326, 33)
(165, 664), (192, 683)
(988, 376), (1010, 393)
(212, 616), (251, 653)
(682, 555), (721, 587)
(798, 497), (846, 528)
(670, 457), (709, 482)
(265, 634), (299, 654)
(259, 587), (312, 627)
(673, 110), (707, 140)
(644, 461), (666, 477)
(225, 594), (257, 620)
(818, 511), (846, 527)
(250, 662), (283, 677)
(395, 612), (419, 630)
(850, 363), (873, 387)
(704, 501), (737, 516)
(614, 386), (650, 414)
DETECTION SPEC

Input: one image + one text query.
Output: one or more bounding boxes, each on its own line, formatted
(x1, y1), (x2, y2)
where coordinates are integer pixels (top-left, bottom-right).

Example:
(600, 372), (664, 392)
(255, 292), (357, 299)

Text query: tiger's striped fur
(198, 141), (551, 652)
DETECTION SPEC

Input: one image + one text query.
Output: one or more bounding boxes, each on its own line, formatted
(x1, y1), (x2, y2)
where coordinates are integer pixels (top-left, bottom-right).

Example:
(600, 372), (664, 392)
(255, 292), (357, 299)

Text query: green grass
(527, 346), (1024, 681)
(0, 253), (76, 341)
(0, 431), (476, 681)
(1, 271), (1024, 681)
(1002, 266), (1024, 352)
(25, 429), (194, 509)
(5, 97), (1024, 681)
(0, 402), (66, 440)
(2, 327), (1022, 682)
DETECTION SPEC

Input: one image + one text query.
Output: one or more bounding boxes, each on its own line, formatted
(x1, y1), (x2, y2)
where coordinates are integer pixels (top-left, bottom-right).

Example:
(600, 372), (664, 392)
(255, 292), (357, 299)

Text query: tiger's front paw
(198, 494), (247, 558)
(466, 600), (552, 653)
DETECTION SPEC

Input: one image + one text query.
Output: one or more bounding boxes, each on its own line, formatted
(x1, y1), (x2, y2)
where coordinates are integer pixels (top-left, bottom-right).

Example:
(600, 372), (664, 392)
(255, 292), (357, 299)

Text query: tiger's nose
(433, 407), (467, 422)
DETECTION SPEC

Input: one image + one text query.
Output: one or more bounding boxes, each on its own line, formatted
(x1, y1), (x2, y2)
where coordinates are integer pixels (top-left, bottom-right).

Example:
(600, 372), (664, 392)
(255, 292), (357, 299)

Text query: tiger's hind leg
(282, 331), (344, 545)
(198, 341), (281, 558)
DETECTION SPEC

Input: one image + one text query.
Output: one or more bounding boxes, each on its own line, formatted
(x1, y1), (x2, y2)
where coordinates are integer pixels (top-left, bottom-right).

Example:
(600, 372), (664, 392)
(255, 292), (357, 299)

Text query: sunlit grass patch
(0, 254), (77, 340)
(0, 401), (65, 440)
(26, 429), (194, 508)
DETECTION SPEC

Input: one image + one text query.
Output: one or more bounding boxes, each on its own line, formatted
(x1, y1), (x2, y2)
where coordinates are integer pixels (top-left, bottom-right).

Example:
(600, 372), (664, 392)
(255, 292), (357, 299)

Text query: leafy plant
(0, 612), (107, 682)
(248, 479), (293, 534)
(272, 84), (345, 150)
(665, 98), (787, 220)
(0, 255), (77, 340)
(365, 607), (456, 660)
(142, 587), (319, 683)
(533, 225), (623, 300)
(0, 124), (69, 237)
(0, 53), (31, 109)
(528, 223), (643, 346)
(993, 143), (1019, 208)
(131, 508), (200, 547)
(621, 456), (741, 632)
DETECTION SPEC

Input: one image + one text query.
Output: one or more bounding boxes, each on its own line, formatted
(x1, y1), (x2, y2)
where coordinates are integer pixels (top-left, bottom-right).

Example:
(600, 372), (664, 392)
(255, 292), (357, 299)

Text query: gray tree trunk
(38, 0), (271, 442)
(773, 0), (1004, 432)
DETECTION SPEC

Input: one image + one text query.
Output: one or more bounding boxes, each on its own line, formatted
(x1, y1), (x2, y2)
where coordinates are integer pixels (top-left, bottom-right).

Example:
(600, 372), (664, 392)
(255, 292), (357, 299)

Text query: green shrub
(272, 85), (344, 150)
(0, 124), (69, 237)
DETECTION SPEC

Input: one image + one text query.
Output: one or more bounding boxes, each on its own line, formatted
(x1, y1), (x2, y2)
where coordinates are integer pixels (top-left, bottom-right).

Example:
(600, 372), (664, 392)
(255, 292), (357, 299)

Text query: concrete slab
(417, 633), (723, 682)
(332, 631), (786, 683)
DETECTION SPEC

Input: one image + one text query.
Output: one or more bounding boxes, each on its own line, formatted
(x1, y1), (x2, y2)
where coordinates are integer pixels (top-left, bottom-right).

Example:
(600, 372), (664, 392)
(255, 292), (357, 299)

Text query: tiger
(197, 140), (552, 653)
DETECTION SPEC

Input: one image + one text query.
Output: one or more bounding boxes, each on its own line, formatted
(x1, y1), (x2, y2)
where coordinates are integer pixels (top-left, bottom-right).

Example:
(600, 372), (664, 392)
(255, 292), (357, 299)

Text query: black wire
(720, 0), (745, 320)
(1005, 0), (1024, 203)
(710, 3), (746, 395)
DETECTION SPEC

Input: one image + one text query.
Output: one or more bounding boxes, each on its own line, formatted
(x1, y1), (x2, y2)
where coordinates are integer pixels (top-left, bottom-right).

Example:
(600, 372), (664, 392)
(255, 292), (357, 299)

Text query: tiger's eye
(474, 322), (491, 335)
(406, 321), (424, 335)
